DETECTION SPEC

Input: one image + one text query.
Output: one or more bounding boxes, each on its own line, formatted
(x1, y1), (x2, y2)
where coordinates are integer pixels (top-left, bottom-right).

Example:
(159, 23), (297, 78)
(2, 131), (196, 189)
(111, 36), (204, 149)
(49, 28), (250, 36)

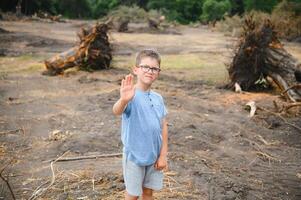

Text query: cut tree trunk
(227, 17), (301, 102)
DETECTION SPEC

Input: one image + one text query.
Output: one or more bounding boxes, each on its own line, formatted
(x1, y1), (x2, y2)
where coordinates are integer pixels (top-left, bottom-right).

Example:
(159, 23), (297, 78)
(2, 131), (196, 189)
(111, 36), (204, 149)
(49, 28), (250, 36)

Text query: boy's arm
(155, 118), (168, 170)
(112, 74), (134, 116)
(160, 118), (168, 157)
(112, 98), (129, 115)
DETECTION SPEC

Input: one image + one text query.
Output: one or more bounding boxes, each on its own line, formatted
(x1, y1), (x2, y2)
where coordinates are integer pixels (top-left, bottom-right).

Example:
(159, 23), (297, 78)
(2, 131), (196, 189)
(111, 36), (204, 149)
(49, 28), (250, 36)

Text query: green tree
(0, 0), (55, 15)
(201, 0), (231, 22)
(54, 0), (92, 18)
(91, 0), (120, 18)
(147, 0), (204, 24)
(230, 0), (244, 15)
(243, 0), (280, 13)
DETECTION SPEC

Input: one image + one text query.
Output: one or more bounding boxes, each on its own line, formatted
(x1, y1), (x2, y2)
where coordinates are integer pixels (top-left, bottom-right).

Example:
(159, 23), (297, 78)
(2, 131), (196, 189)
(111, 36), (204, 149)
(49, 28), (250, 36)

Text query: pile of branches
(226, 17), (301, 102)
(43, 23), (112, 76)
(33, 11), (63, 22)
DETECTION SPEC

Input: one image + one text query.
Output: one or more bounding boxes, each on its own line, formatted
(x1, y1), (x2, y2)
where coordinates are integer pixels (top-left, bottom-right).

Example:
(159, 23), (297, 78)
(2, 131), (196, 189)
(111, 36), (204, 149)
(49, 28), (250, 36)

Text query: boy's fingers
(129, 74), (133, 85)
(121, 79), (124, 88)
(124, 75), (129, 86)
(154, 162), (158, 169)
(126, 75), (130, 86)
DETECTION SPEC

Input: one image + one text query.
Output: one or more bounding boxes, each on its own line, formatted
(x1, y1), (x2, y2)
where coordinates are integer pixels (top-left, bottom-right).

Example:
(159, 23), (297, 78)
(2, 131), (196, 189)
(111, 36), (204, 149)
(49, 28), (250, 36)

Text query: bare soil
(0, 19), (301, 200)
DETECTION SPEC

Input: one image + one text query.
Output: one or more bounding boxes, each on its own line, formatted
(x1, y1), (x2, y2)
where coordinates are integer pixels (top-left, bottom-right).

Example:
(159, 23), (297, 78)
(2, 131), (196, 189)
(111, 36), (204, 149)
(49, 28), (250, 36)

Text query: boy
(113, 49), (168, 200)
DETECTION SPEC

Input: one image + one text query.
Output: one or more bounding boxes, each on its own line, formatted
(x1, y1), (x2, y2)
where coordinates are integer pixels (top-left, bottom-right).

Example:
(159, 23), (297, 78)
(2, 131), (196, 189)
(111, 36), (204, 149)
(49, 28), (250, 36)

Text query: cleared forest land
(0, 20), (301, 200)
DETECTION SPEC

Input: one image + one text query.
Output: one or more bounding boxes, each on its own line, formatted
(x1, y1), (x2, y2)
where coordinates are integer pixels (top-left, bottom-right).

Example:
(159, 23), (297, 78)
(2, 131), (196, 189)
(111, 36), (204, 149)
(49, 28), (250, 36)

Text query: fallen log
(226, 17), (301, 102)
(43, 22), (112, 75)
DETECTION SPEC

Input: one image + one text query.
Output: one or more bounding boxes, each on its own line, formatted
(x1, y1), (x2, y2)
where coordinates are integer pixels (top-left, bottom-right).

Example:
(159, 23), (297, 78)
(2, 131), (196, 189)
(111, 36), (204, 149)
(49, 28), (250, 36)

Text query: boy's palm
(120, 74), (134, 102)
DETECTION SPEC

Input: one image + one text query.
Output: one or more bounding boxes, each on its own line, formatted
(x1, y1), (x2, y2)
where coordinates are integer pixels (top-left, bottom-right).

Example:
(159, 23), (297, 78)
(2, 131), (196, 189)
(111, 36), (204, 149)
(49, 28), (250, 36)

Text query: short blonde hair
(135, 49), (161, 67)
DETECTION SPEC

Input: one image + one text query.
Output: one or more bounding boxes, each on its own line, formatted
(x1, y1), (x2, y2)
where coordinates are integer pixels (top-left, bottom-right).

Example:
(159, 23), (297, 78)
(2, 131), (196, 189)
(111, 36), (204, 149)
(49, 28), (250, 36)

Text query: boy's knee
(142, 187), (153, 196)
(125, 191), (139, 200)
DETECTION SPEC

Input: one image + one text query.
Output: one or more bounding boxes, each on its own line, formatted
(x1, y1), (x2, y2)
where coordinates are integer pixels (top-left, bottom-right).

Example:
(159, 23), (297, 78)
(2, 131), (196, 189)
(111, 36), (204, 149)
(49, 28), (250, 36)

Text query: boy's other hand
(120, 74), (134, 103)
(154, 155), (168, 171)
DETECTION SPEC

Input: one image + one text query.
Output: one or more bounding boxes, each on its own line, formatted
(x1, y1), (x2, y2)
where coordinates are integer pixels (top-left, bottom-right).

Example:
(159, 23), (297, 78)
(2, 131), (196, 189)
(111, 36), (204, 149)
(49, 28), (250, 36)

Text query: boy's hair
(135, 49), (161, 67)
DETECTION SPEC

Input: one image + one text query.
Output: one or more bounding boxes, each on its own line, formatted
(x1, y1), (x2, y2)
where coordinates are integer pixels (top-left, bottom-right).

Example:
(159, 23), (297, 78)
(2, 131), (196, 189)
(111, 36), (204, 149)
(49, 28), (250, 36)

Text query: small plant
(215, 14), (243, 35)
(103, 5), (148, 23)
(271, 0), (301, 40)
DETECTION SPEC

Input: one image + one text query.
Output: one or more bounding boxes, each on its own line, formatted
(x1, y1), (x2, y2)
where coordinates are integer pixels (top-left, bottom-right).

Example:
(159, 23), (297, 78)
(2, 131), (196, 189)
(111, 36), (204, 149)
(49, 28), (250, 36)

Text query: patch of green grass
(162, 54), (228, 85)
(19, 63), (44, 73)
(111, 55), (135, 70)
(109, 53), (228, 85)
(162, 54), (206, 69)
(18, 54), (36, 61)
(0, 54), (45, 74)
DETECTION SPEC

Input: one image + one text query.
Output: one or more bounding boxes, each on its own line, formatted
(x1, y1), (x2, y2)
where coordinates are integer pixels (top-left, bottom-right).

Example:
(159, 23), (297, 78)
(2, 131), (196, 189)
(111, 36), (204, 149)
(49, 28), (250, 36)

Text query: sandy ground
(0, 19), (301, 200)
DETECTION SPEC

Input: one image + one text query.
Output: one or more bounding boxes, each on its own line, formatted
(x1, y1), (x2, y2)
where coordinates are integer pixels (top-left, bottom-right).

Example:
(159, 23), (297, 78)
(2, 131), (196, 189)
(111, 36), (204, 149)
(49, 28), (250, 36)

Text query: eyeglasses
(137, 65), (161, 74)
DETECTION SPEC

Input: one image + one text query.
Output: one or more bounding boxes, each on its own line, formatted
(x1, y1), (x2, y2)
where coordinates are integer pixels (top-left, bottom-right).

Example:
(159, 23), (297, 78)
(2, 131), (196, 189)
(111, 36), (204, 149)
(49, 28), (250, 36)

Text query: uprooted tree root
(43, 23), (112, 76)
(226, 16), (301, 102)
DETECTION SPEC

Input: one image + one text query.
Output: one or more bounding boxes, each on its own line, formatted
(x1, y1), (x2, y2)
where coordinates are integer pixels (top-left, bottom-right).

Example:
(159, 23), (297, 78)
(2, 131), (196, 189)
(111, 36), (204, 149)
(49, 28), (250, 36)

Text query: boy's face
(133, 57), (160, 86)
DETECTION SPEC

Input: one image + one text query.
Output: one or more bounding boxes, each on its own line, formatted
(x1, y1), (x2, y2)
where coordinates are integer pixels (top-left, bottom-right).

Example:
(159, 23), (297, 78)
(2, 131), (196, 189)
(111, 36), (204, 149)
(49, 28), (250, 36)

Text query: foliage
(91, 0), (120, 18)
(243, 0), (280, 13)
(146, 0), (204, 24)
(54, 0), (92, 18)
(201, 0), (231, 22)
(215, 14), (243, 34)
(0, 0), (300, 24)
(104, 5), (148, 23)
(271, 0), (301, 39)
(229, 0), (244, 15)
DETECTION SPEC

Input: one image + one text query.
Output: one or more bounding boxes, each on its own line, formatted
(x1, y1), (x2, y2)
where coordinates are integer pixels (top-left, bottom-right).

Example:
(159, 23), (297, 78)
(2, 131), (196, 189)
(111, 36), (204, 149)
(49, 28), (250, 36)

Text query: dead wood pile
(227, 17), (301, 102)
(34, 11), (63, 22)
(43, 23), (112, 75)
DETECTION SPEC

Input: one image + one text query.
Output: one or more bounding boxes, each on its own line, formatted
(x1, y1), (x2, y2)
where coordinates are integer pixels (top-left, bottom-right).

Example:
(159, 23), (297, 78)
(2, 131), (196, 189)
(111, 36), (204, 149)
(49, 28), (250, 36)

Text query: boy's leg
(123, 154), (145, 198)
(125, 191), (139, 200)
(142, 187), (153, 200)
(143, 164), (163, 192)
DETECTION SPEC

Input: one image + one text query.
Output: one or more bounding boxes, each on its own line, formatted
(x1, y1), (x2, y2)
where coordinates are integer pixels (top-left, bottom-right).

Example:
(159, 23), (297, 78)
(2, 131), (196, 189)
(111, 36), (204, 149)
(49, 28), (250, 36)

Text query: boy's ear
(132, 65), (138, 75)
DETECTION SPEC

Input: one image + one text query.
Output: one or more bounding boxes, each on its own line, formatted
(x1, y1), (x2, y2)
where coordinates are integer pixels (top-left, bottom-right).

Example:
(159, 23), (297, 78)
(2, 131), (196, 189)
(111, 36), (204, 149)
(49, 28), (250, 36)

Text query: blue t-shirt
(121, 88), (167, 166)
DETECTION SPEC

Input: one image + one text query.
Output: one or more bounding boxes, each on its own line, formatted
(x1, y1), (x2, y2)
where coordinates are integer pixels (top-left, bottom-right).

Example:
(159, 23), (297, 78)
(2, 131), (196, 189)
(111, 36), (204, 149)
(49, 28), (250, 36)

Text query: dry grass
(29, 169), (203, 200)
(215, 14), (243, 36)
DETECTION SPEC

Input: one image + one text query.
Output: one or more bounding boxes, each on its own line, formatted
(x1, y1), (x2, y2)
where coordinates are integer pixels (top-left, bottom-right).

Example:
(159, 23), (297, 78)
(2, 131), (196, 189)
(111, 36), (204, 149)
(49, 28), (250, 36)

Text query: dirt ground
(0, 19), (301, 200)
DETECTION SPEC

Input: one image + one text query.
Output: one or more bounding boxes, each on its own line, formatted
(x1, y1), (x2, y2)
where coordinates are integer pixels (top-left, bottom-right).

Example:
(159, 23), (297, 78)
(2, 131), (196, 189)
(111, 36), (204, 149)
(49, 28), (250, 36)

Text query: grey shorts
(122, 154), (163, 197)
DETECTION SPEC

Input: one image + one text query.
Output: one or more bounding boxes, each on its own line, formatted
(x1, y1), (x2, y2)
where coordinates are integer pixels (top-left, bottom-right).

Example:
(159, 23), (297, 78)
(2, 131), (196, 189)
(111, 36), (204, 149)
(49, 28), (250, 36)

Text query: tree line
(0, 0), (300, 23)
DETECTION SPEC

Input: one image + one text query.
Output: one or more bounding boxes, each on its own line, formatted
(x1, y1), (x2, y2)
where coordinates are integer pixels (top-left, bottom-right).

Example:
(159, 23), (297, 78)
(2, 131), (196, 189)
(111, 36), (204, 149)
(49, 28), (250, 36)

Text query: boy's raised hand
(120, 74), (134, 103)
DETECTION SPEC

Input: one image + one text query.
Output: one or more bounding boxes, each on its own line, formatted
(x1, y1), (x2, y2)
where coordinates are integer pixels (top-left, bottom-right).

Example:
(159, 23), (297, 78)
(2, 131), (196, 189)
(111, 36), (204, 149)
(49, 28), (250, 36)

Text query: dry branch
(258, 106), (301, 132)
(43, 152), (122, 163)
(283, 102), (301, 111)
(0, 162), (16, 200)
(0, 128), (24, 135)
(29, 151), (70, 200)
